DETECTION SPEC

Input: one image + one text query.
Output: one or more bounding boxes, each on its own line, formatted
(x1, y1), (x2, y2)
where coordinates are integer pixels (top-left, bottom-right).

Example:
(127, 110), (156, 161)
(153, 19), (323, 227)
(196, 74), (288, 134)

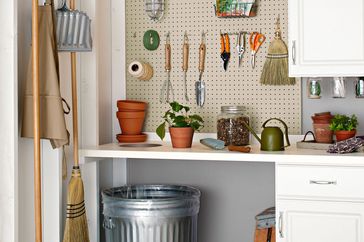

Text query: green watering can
(243, 118), (290, 151)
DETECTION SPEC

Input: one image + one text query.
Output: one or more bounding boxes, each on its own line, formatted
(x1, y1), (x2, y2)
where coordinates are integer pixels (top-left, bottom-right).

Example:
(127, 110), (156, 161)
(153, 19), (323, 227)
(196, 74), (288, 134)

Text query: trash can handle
(103, 217), (115, 230)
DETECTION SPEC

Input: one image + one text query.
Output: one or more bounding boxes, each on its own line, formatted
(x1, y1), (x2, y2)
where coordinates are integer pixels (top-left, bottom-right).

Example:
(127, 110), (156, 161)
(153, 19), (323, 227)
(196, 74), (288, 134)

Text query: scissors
(236, 31), (246, 67)
(220, 32), (231, 71)
(249, 32), (266, 69)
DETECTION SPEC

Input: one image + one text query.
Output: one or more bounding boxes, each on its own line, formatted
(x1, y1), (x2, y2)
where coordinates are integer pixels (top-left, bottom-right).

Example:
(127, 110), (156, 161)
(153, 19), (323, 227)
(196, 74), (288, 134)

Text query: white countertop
(80, 140), (364, 166)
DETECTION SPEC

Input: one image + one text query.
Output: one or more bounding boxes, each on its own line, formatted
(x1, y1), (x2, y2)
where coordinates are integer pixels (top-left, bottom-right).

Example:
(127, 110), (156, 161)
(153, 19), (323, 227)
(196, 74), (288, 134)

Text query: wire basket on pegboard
(215, 0), (258, 18)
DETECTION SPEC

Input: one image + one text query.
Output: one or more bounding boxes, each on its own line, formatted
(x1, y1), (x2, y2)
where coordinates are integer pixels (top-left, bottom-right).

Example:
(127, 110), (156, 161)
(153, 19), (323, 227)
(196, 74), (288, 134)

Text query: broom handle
(70, 0), (79, 167)
(71, 53), (79, 167)
(32, 0), (42, 241)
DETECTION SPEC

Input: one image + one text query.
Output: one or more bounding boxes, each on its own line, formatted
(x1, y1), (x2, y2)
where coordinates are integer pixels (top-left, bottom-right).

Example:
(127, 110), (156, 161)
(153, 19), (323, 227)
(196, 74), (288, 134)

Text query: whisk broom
(260, 16), (296, 85)
(62, 0), (90, 241)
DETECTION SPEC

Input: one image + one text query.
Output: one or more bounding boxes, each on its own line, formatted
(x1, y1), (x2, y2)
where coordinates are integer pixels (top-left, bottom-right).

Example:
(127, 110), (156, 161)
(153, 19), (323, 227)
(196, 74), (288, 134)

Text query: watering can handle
(262, 118), (291, 147)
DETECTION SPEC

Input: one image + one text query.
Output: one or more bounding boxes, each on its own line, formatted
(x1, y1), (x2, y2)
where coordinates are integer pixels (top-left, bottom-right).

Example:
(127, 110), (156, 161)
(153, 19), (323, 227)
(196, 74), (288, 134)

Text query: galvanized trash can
(102, 185), (201, 242)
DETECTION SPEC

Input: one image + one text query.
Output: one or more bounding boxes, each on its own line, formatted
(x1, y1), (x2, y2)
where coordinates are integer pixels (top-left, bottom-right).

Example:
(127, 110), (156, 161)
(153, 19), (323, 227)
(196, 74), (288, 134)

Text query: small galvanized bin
(102, 185), (201, 242)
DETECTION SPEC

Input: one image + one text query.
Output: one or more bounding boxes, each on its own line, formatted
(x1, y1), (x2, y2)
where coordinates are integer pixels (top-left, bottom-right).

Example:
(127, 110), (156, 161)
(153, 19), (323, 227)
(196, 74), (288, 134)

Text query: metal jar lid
(221, 106), (246, 113)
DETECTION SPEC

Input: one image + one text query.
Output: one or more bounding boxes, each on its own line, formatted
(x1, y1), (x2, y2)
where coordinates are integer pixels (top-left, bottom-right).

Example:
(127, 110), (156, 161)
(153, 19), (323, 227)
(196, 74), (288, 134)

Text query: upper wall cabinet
(288, 0), (364, 77)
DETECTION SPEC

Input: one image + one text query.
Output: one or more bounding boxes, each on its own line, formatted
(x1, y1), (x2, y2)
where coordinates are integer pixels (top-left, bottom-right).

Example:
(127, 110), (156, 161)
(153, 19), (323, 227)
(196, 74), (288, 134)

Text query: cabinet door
(289, 0), (364, 77)
(277, 199), (364, 242)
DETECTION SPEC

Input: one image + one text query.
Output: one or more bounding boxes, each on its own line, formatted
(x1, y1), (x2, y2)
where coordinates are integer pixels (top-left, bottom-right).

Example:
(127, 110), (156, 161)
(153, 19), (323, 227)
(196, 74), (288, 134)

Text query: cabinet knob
(279, 211), (284, 238)
(292, 41), (296, 65)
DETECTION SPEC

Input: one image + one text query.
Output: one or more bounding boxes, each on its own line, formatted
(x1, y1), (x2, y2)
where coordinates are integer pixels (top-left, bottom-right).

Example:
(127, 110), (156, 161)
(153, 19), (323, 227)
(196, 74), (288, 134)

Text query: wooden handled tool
(165, 42), (171, 71)
(198, 42), (206, 73)
(182, 32), (189, 101)
(196, 31), (206, 107)
(228, 145), (252, 153)
(32, 0), (42, 241)
(182, 40), (189, 71)
(160, 32), (174, 103)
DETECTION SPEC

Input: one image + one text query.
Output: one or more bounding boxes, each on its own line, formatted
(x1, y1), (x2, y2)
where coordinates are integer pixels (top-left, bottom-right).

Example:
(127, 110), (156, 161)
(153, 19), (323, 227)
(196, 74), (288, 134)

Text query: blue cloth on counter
(200, 138), (225, 150)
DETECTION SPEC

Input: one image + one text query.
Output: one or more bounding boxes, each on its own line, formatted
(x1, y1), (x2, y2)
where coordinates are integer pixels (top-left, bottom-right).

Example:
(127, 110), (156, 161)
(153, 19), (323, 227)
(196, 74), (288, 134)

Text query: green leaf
(170, 102), (183, 112)
(330, 114), (358, 131)
(173, 121), (189, 127)
(189, 114), (204, 123)
(156, 122), (166, 140)
(190, 121), (203, 131)
(174, 115), (186, 123)
(183, 106), (190, 112)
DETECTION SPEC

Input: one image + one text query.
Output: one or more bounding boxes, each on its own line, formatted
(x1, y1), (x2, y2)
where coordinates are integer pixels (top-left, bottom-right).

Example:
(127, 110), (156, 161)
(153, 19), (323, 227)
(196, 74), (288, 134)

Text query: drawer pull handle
(292, 40), (296, 65)
(309, 180), (337, 185)
(279, 212), (284, 238)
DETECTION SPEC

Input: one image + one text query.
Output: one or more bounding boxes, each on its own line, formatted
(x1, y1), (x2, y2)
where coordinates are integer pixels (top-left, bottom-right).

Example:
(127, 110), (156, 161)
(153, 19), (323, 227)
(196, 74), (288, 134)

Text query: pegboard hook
(166, 31), (170, 44)
(201, 30), (206, 44)
(184, 31), (189, 44)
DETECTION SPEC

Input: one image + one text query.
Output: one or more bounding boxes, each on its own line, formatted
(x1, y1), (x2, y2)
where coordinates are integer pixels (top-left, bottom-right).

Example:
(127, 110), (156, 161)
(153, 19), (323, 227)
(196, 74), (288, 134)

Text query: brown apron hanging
(22, 5), (69, 149)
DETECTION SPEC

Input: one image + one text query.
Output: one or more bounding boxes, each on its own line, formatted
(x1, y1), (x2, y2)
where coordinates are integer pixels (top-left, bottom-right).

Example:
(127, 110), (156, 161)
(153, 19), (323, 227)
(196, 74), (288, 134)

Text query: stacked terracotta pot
(311, 112), (334, 143)
(116, 100), (148, 143)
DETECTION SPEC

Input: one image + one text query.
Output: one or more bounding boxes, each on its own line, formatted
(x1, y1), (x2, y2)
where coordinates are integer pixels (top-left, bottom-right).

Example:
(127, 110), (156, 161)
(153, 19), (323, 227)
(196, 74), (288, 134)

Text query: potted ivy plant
(156, 102), (204, 148)
(329, 114), (358, 142)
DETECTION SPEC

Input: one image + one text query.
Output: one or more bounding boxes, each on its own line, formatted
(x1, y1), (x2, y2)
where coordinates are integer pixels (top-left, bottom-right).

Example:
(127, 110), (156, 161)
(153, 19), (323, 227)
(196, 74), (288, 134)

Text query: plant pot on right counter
(311, 112), (334, 143)
(335, 130), (357, 142)
(329, 114), (358, 142)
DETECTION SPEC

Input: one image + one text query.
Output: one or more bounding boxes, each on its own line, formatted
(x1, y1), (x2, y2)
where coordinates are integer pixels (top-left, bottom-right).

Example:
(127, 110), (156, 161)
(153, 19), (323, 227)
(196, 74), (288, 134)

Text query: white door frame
(0, 0), (18, 241)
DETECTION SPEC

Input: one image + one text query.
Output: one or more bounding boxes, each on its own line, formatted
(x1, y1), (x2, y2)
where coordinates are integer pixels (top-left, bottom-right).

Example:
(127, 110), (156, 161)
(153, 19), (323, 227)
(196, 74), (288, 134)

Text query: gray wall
(127, 159), (275, 242)
(302, 78), (364, 135)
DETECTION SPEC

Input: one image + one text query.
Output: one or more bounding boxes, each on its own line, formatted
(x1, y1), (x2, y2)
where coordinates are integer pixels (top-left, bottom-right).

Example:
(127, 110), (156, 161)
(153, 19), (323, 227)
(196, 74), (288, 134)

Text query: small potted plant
(156, 102), (204, 148)
(329, 114), (358, 142)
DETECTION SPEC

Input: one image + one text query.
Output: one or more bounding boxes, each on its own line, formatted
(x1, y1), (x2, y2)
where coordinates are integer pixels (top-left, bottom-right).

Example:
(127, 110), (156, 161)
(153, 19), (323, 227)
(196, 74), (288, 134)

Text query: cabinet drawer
(277, 165), (364, 200)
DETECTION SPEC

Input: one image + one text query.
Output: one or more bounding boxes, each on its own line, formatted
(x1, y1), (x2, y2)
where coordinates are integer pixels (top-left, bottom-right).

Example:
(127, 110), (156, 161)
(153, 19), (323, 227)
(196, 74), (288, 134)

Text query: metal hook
(166, 31), (170, 43)
(201, 30), (206, 44)
(184, 31), (189, 44)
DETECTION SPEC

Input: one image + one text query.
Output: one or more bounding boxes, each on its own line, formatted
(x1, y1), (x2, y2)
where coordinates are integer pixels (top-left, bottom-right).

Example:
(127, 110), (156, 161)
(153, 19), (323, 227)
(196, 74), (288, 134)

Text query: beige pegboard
(125, 0), (301, 134)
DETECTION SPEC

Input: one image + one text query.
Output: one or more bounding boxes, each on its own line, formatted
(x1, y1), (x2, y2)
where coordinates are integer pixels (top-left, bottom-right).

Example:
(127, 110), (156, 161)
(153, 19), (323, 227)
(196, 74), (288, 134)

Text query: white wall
(302, 78), (364, 134)
(128, 159), (275, 242)
(0, 1), (18, 242)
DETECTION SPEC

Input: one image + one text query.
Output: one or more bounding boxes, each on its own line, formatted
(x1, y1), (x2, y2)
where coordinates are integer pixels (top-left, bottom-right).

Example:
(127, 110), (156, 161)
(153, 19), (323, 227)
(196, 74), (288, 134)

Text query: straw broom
(62, 0), (90, 241)
(260, 16), (296, 85)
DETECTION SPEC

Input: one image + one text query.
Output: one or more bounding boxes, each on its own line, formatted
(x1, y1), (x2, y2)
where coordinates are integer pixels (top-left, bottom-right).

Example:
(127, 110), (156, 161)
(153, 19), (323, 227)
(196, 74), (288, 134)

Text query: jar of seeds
(217, 106), (250, 146)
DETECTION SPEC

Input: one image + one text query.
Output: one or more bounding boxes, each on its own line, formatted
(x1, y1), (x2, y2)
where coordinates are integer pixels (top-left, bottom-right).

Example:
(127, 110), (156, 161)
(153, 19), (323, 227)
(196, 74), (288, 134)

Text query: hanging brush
(260, 15), (295, 86)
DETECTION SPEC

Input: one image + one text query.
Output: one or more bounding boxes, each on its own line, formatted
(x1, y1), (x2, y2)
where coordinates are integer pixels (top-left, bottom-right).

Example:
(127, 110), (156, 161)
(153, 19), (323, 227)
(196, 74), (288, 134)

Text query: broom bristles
(260, 56), (296, 85)
(63, 168), (90, 242)
(260, 39), (296, 85)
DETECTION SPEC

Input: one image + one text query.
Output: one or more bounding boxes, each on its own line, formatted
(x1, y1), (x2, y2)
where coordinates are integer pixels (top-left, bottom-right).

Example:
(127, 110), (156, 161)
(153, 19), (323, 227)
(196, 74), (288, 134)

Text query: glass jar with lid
(217, 106), (250, 146)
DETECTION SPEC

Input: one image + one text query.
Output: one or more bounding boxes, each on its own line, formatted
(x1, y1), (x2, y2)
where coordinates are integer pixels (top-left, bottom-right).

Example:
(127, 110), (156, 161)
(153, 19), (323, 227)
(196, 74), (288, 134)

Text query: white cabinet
(277, 164), (364, 242)
(288, 0), (364, 77)
(277, 199), (364, 242)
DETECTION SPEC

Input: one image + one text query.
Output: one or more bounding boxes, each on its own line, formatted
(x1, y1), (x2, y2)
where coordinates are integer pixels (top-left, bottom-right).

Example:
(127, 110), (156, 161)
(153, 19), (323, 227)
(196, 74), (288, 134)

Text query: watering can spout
(242, 121), (261, 144)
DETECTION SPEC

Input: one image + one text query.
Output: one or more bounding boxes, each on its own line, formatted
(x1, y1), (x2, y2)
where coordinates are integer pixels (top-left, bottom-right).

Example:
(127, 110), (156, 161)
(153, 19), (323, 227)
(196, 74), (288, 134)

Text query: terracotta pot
(313, 123), (333, 143)
(311, 115), (333, 124)
(335, 130), (356, 142)
(314, 112), (331, 116)
(117, 111), (145, 119)
(117, 100), (147, 111)
(116, 111), (145, 135)
(169, 127), (194, 148)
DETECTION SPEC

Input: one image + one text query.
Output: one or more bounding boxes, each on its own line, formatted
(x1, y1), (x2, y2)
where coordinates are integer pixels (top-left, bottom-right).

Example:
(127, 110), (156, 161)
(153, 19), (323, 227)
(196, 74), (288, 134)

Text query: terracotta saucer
(116, 133), (147, 143)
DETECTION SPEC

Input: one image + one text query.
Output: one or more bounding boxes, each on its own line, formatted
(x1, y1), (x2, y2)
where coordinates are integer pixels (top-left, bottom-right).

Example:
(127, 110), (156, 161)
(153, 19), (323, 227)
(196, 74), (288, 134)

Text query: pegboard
(125, 0), (301, 134)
